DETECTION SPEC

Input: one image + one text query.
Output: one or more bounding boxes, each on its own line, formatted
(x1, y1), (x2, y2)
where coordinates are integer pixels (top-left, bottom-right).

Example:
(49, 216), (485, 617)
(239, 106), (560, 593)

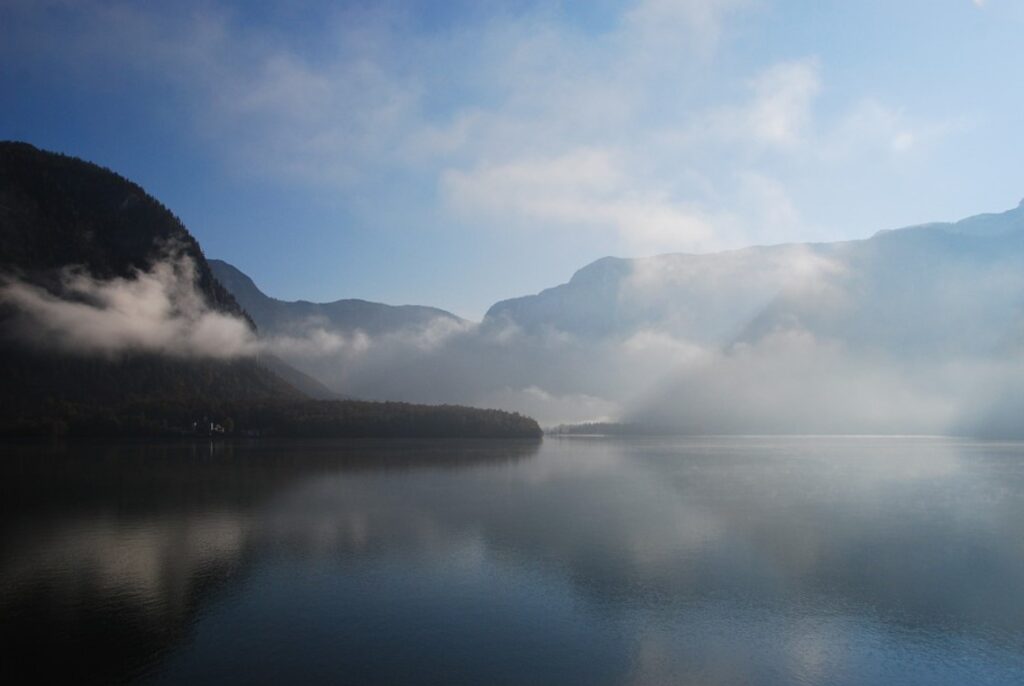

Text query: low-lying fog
(5, 202), (1024, 437)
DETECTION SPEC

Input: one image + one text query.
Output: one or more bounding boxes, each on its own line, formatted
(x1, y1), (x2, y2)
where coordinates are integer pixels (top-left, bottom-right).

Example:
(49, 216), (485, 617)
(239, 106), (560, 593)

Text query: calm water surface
(3, 436), (1024, 685)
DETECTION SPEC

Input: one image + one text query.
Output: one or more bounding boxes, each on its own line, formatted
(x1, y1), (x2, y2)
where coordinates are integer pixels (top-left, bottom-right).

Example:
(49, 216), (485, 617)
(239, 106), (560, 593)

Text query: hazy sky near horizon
(2, 0), (1022, 318)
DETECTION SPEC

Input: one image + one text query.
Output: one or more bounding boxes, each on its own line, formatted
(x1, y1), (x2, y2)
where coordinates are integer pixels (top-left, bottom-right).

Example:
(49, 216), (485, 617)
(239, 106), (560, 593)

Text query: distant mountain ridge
(209, 258), (465, 337)
(483, 200), (1024, 351)
(219, 201), (1024, 350)
(209, 197), (1024, 435)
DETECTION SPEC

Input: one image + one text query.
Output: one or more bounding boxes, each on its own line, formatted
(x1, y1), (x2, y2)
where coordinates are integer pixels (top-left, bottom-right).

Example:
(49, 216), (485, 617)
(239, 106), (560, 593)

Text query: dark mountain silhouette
(0, 142), (540, 439)
(0, 141), (244, 318)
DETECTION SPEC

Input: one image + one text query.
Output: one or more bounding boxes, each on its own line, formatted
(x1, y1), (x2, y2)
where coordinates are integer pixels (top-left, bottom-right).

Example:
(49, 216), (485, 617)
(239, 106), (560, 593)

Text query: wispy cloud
(0, 255), (258, 358)
(0, 0), (963, 256)
(442, 148), (721, 254)
(0, 252), (396, 362)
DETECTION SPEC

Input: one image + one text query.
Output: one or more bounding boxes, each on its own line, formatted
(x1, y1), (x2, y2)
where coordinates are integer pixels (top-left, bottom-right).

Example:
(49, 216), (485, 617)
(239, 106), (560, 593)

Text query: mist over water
(4, 437), (1024, 685)
(5, 203), (1024, 436)
(206, 202), (1024, 436)
(4, 4), (1023, 685)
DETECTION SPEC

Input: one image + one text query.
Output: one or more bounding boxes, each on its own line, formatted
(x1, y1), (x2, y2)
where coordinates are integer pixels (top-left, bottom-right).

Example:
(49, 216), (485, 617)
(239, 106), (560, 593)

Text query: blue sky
(3, 0), (1022, 318)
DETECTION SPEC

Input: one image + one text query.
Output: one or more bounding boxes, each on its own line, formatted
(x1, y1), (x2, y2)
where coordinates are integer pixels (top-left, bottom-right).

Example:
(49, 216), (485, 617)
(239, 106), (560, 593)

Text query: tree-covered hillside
(0, 142), (541, 439)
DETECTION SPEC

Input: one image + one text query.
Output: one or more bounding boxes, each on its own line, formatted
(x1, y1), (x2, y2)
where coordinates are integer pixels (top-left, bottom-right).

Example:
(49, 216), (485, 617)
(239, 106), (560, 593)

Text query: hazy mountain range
(4, 140), (1023, 438)
(210, 199), (1024, 436)
(210, 259), (466, 339)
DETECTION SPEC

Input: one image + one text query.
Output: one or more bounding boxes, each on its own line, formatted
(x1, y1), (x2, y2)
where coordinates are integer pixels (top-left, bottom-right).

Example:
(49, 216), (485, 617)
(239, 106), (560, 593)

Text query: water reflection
(2, 437), (1024, 685)
(0, 439), (540, 684)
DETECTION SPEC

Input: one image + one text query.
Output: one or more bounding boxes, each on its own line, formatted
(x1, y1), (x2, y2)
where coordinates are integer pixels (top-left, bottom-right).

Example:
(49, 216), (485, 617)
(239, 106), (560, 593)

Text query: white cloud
(745, 58), (822, 147)
(824, 99), (965, 158)
(622, 0), (753, 56)
(477, 386), (621, 427)
(442, 148), (721, 253)
(0, 253), (397, 363)
(0, 255), (258, 358)
(1, 0), (968, 259)
(264, 328), (371, 359)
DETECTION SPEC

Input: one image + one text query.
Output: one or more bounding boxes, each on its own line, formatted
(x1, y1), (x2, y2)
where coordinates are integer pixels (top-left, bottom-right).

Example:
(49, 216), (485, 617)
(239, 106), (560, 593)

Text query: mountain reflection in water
(2, 437), (1024, 685)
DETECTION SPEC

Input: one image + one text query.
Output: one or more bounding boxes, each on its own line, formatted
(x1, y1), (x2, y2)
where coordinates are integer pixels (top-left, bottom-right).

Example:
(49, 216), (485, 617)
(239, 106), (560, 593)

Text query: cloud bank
(223, 209), (1024, 438)
(0, 0), (976, 265)
(5, 223), (1024, 439)
(1, 257), (258, 358)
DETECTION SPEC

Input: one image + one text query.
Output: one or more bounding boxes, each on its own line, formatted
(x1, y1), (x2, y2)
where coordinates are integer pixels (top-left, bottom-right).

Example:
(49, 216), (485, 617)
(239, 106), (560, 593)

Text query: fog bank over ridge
(1, 253), (258, 359)
(212, 200), (1024, 437)
(3, 134), (1017, 434)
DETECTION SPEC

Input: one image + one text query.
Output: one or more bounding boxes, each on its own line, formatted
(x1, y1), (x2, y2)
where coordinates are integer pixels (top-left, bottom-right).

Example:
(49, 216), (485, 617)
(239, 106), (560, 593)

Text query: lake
(3, 436), (1024, 685)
